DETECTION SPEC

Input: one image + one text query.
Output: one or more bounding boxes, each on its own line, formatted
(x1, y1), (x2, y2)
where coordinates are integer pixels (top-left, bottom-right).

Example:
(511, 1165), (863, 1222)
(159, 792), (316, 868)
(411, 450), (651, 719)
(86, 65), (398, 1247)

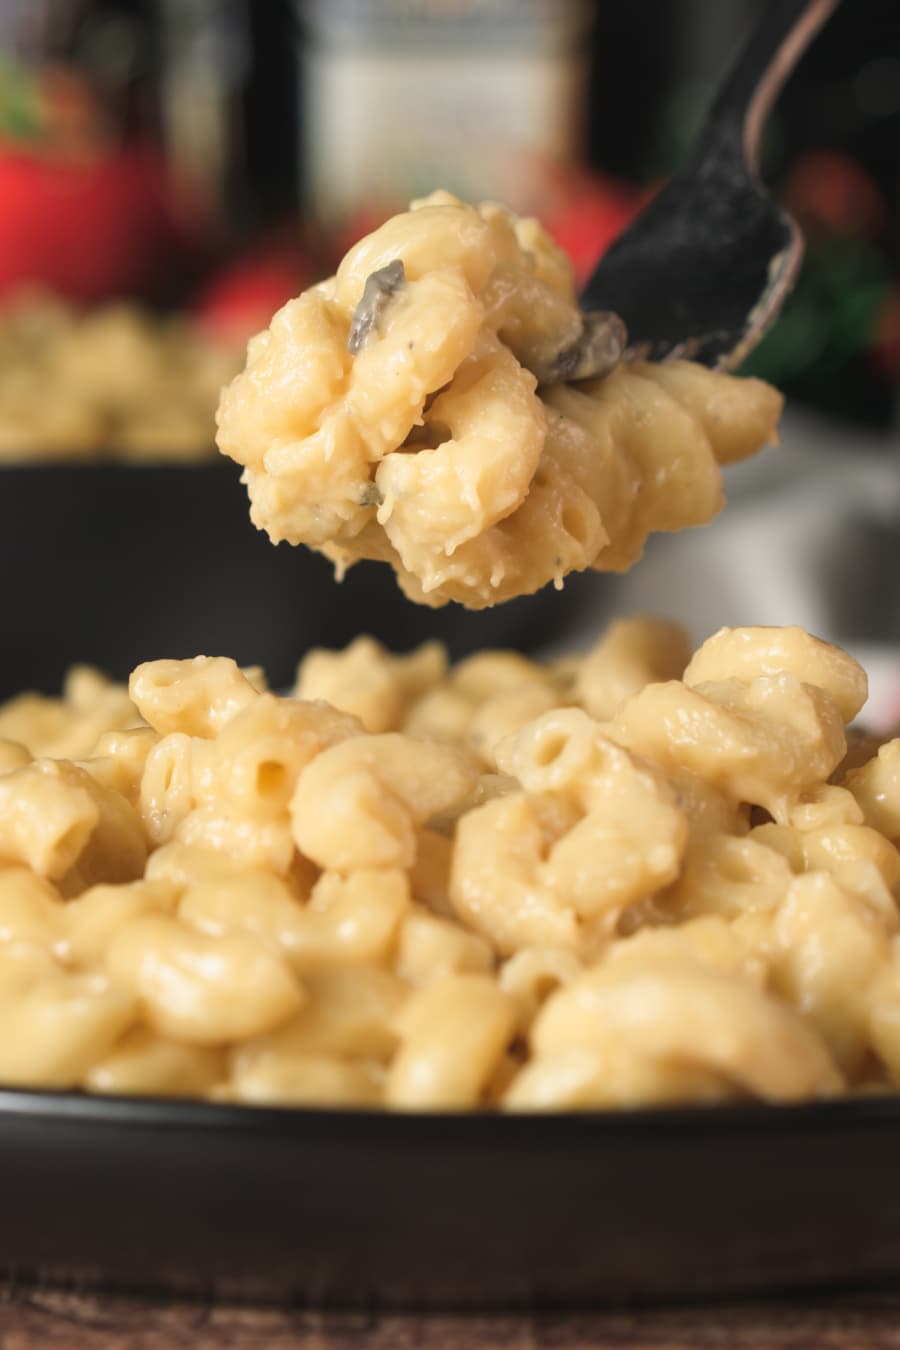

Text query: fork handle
(696, 0), (841, 169)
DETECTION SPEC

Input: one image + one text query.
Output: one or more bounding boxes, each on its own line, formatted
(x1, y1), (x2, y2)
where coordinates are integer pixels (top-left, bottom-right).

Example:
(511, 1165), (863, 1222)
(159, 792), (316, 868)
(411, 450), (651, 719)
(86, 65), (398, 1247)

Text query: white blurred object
(159, 0), (249, 222)
(854, 646), (900, 732)
(298, 0), (591, 218)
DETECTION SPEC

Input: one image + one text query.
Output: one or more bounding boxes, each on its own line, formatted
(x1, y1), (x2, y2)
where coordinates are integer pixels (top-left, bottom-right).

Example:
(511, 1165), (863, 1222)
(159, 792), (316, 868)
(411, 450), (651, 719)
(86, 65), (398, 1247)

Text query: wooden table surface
(5, 1290), (900, 1349)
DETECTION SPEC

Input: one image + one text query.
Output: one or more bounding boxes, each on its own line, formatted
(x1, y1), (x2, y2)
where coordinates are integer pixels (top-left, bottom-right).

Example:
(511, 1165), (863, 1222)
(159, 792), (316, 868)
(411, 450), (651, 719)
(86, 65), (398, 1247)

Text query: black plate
(2, 1088), (900, 1309)
(0, 462), (606, 699)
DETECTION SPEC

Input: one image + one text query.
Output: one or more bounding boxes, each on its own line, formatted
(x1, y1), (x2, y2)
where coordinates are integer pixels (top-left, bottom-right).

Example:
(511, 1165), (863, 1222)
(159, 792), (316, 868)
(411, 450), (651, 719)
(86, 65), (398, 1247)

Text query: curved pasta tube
(0, 666), (140, 761)
(0, 740), (30, 774)
(285, 868), (411, 971)
(348, 270), (485, 458)
(85, 1028), (225, 1099)
(212, 693), (363, 817)
(291, 733), (478, 872)
(684, 626), (868, 724)
(0, 758), (146, 893)
(394, 903), (494, 987)
(782, 785), (900, 911)
(354, 405), (613, 607)
(216, 289), (350, 472)
(612, 674), (847, 821)
(61, 774), (147, 893)
(130, 656), (261, 739)
(451, 792), (582, 954)
(295, 636), (446, 735)
(504, 1045), (737, 1111)
(375, 337), (545, 565)
(248, 411), (374, 546)
(85, 727), (159, 804)
(234, 964), (406, 1067)
(138, 695), (362, 854)
(106, 914), (305, 1045)
(139, 733), (196, 847)
(637, 359), (784, 466)
(664, 834), (795, 922)
(63, 879), (179, 968)
(603, 915), (767, 985)
(845, 740), (900, 844)
(453, 711), (687, 953)
(498, 946), (584, 1033)
(0, 972), (135, 1088)
(770, 871), (896, 1075)
(0, 867), (66, 951)
(0, 760), (100, 879)
(480, 262), (582, 375)
(547, 365), (724, 572)
(386, 973), (516, 1109)
(499, 709), (687, 918)
(227, 1052), (383, 1108)
(465, 684), (562, 769)
(574, 616), (692, 722)
(335, 197), (504, 306)
(509, 212), (577, 301)
(0, 942), (60, 1002)
(403, 647), (560, 750)
(175, 803), (297, 875)
(531, 959), (841, 1102)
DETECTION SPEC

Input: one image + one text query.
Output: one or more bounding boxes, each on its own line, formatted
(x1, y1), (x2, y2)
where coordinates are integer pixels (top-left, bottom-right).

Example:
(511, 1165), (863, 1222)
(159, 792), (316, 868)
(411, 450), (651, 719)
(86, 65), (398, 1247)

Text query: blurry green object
(0, 58), (44, 143)
(741, 149), (898, 427)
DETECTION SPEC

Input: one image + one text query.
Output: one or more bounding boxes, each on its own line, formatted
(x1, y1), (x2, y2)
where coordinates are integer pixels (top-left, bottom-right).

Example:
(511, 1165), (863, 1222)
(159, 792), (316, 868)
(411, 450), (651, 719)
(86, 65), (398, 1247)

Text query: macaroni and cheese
(216, 192), (783, 607)
(0, 293), (239, 461)
(0, 620), (898, 1110)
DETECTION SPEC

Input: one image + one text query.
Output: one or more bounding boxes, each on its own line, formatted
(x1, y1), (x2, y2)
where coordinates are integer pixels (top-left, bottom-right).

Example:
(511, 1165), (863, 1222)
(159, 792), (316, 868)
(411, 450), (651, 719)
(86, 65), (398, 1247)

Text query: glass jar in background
(157, 0), (250, 237)
(297, 0), (593, 223)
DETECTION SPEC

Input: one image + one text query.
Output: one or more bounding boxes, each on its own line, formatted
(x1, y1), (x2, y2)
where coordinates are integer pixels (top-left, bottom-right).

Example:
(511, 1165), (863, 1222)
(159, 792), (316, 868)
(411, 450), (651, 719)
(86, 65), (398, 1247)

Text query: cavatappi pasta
(1, 619), (899, 1110)
(216, 192), (783, 608)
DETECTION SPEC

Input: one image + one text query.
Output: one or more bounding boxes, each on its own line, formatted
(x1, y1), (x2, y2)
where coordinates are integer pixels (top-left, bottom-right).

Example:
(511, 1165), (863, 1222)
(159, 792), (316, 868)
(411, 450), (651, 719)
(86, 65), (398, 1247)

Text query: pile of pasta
(0, 619), (899, 1110)
(216, 192), (783, 608)
(0, 292), (239, 461)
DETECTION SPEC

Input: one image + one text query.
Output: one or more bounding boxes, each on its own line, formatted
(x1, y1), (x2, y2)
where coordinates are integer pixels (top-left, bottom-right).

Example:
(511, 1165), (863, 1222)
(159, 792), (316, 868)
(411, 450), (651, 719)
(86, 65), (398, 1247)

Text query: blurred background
(0, 0), (897, 715)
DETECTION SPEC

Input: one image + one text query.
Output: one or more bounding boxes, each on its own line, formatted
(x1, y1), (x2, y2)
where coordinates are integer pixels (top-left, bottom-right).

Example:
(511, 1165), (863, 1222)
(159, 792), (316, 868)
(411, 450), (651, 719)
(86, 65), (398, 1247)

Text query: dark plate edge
(3, 1085), (900, 1136)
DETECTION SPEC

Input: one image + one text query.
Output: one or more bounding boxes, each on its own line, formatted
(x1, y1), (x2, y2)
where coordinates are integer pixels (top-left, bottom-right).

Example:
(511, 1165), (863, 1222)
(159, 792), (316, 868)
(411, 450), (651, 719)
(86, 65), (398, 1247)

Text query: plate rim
(3, 1084), (900, 1135)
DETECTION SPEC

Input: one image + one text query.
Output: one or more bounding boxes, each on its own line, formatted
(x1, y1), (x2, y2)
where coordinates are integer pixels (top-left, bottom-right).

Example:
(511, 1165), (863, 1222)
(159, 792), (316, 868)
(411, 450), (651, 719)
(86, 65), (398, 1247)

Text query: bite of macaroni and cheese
(1, 620), (899, 1110)
(216, 192), (783, 608)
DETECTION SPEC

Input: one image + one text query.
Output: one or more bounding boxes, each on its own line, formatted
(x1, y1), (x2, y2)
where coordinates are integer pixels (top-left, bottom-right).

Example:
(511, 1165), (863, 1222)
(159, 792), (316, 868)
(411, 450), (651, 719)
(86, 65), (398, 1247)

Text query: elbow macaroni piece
(290, 733), (478, 871)
(517, 953), (840, 1106)
(295, 636), (446, 733)
(216, 192), (783, 608)
(451, 709), (688, 955)
(386, 974), (517, 1109)
(0, 618), (899, 1109)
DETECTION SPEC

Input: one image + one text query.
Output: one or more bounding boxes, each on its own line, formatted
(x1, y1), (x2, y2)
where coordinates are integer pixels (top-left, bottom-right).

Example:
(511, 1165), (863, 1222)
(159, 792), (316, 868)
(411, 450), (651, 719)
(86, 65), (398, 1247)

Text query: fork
(553, 0), (841, 382)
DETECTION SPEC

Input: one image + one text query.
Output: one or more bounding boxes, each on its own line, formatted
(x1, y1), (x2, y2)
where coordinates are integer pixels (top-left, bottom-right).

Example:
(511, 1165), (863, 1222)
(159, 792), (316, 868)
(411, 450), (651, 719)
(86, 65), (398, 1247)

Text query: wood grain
(4, 1290), (900, 1350)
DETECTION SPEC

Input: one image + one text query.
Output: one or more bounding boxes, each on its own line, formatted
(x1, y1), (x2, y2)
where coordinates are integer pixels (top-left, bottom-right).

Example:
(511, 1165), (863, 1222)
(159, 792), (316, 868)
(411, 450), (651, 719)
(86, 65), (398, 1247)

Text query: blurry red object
(0, 145), (197, 303)
(541, 169), (646, 287)
(785, 149), (887, 240)
(194, 248), (313, 345)
(873, 288), (900, 380)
